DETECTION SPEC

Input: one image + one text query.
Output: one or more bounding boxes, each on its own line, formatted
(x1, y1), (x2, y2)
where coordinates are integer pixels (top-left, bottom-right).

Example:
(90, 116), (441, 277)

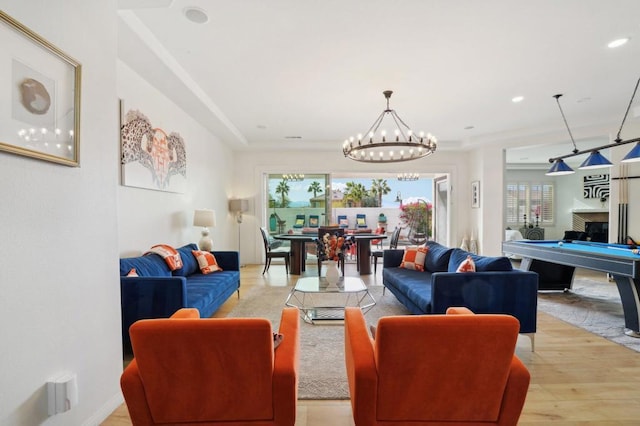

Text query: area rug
(227, 285), (409, 399)
(537, 277), (640, 353)
(227, 277), (640, 399)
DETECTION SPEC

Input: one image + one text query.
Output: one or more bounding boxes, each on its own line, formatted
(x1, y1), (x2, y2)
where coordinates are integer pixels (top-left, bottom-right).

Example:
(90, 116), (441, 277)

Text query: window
(505, 182), (554, 226)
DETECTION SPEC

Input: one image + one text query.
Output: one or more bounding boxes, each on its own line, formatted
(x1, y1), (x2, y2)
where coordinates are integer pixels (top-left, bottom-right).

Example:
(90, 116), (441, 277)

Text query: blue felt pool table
(502, 239), (640, 337)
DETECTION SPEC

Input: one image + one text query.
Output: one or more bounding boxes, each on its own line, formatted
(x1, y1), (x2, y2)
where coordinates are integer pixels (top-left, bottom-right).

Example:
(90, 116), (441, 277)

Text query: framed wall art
(471, 180), (480, 208)
(120, 100), (187, 193)
(583, 174), (609, 199)
(0, 11), (81, 166)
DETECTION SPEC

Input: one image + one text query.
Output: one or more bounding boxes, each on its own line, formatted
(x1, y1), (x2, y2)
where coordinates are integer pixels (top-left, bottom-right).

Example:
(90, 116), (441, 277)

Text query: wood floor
(103, 261), (640, 425)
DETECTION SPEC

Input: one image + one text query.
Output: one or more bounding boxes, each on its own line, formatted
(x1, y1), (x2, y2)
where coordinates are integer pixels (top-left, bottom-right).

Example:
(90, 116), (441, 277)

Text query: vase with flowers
(316, 232), (353, 284)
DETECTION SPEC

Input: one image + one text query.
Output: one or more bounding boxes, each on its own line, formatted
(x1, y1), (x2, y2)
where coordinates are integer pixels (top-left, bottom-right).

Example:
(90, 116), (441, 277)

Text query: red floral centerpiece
(317, 232), (354, 261)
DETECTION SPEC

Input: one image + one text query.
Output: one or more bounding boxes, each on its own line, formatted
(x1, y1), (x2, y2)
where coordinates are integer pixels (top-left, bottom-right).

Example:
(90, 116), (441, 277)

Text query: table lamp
(193, 209), (216, 251)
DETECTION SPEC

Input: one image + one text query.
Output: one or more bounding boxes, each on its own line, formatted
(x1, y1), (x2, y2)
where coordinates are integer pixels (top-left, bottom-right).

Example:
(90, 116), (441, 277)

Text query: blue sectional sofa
(119, 243), (240, 351)
(383, 241), (539, 348)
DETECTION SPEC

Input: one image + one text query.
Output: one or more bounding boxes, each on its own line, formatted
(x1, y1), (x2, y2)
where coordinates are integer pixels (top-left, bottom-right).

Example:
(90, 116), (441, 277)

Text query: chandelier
(397, 173), (420, 181)
(342, 90), (437, 163)
(282, 174), (304, 182)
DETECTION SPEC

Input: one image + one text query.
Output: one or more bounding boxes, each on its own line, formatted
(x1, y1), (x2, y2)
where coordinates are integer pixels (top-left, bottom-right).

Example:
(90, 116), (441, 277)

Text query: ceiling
(117, 0), (640, 164)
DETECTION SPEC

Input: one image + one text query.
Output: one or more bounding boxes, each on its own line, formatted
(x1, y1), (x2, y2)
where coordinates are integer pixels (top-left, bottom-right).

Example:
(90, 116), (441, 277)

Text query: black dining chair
(260, 227), (290, 274)
(371, 226), (401, 274)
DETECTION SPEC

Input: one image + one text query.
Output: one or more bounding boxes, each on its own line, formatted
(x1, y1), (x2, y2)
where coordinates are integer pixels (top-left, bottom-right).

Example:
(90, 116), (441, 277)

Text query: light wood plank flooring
(103, 261), (640, 425)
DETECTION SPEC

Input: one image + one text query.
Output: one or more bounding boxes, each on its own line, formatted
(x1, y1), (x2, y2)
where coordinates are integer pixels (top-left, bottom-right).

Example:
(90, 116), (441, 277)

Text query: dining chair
(355, 213), (367, 229)
(337, 215), (349, 229)
(371, 226), (401, 273)
(260, 227), (290, 274)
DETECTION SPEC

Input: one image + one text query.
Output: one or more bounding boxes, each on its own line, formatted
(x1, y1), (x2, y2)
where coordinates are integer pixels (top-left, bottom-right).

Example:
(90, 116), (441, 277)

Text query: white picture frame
(471, 181), (480, 208)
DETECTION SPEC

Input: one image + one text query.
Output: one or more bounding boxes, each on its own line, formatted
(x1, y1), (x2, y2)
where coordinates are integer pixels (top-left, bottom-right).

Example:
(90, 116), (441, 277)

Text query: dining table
(349, 233), (387, 275)
(273, 233), (318, 275)
(273, 232), (387, 275)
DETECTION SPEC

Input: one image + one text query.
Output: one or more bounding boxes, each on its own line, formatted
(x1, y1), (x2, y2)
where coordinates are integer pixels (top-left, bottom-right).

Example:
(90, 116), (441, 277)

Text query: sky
(269, 176), (433, 207)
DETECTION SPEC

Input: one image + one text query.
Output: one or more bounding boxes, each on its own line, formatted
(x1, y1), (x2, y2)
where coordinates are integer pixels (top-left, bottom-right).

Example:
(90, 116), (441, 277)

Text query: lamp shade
(228, 199), (249, 213)
(579, 150), (613, 170)
(621, 142), (640, 163)
(546, 159), (575, 176)
(193, 209), (216, 228)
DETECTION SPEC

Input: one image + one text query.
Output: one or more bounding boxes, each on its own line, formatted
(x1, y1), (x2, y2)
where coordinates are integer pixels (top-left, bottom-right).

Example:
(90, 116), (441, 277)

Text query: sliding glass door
(264, 172), (450, 246)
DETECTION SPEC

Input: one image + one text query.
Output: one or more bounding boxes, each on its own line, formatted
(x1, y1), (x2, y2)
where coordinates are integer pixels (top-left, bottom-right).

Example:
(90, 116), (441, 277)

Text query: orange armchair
(121, 307), (300, 426)
(344, 307), (530, 425)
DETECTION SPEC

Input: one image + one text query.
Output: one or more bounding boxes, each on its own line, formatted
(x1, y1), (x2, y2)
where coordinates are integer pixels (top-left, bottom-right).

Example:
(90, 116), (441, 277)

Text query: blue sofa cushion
(447, 248), (513, 272)
(382, 267), (433, 313)
(173, 243), (200, 277)
(119, 253), (171, 277)
(185, 272), (240, 316)
(424, 241), (454, 272)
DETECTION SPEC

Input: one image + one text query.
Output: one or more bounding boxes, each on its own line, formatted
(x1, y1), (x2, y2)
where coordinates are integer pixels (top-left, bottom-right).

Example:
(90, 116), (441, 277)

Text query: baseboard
(82, 392), (123, 426)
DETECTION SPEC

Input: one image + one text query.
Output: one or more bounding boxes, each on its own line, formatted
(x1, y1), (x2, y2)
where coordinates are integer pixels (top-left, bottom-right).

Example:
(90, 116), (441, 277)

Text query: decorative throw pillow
(400, 246), (429, 271)
(456, 255), (476, 273)
(148, 244), (184, 271)
(126, 268), (139, 277)
(309, 217), (319, 227)
(295, 218), (305, 226)
(357, 218), (366, 226)
(192, 250), (223, 274)
(339, 218), (349, 226)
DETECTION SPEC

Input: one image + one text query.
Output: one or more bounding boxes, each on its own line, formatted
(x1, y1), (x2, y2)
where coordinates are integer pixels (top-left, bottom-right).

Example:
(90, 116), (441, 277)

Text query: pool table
(502, 239), (640, 337)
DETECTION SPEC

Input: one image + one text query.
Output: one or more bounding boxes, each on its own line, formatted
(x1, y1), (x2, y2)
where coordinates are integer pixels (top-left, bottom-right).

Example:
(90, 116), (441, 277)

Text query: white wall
(232, 149), (469, 265)
(0, 2), (123, 425)
(117, 61), (236, 256)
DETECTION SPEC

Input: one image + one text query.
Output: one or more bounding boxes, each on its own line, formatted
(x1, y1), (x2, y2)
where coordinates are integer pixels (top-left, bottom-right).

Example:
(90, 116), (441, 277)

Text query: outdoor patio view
(266, 173), (435, 246)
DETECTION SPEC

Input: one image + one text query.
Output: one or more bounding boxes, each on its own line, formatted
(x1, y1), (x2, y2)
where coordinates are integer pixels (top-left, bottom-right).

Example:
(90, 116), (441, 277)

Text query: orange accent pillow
(400, 246), (429, 271)
(127, 268), (139, 277)
(192, 250), (223, 274)
(148, 244), (184, 271)
(456, 255), (476, 272)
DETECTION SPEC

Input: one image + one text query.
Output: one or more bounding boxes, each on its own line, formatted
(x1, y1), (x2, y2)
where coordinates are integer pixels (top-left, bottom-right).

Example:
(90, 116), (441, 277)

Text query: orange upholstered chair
(121, 307), (300, 426)
(344, 306), (530, 426)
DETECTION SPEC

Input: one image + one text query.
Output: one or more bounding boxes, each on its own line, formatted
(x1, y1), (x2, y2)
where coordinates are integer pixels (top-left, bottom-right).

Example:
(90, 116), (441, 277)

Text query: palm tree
(344, 181), (368, 207)
(275, 179), (290, 208)
(370, 178), (391, 207)
(307, 181), (323, 199)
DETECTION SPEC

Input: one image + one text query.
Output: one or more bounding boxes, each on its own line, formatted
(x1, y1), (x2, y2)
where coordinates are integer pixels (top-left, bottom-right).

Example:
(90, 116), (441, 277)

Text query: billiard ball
(633, 249), (639, 255)
(558, 241), (564, 247)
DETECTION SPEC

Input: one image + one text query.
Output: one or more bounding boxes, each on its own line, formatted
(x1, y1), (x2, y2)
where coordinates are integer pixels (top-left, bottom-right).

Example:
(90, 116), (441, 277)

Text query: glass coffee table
(285, 276), (376, 324)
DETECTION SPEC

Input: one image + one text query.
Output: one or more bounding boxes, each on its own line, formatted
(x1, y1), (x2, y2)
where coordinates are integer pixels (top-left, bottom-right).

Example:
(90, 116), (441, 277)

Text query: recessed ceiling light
(512, 96), (524, 103)
(183, 7), (209, 24)
(608, 38), (629, 48)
